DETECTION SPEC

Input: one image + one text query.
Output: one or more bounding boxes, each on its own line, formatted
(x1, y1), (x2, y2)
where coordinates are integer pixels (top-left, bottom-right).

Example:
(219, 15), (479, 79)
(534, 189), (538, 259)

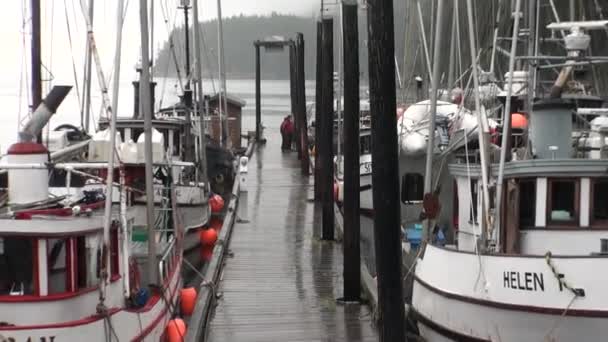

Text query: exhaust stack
(19, 85), (72, 142)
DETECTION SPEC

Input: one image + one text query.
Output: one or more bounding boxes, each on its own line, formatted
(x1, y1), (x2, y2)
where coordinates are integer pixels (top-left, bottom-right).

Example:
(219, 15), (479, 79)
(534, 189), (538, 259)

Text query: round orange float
(511, 113), (528, 129)
(209, 194), (225, 213)
(199, 228), (218, 246)
(209, 217), (223, 231)
(180, 287), (197, 316)
(200, 246), (214, 262)
(166, 318), (186, 342)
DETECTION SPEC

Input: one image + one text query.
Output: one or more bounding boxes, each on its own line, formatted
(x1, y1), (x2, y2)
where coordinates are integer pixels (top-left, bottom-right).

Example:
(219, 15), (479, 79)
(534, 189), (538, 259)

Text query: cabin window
(47, 238), (68, 294)
(469, 180), (479, 224)
(131, 128), (144, 143)
(401, 173), (424, 203)
(519, 179), (536, 227)
(360, 135), (372, 155)
(110, 228), (120, 280)
(547, 179), (579, 225)
(0, 237), (35, 295)
(592, 178), (608, 225)
(76, 236), (99, 289)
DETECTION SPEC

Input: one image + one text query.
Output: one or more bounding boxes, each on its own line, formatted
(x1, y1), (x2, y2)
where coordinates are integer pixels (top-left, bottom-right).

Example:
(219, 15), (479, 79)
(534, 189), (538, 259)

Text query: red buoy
(209, 194), (225, 213)
(200, 246), (214, 262)
(180, 287), (197, 316)
(199, 228), (218, 246)
(209, 217), (223, 231)
(511, 113), (528, 129)
(166, 318), (186, 342)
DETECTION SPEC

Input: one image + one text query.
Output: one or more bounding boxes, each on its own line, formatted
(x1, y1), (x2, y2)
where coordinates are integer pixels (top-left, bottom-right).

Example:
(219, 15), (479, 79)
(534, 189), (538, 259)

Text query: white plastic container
(7, 142), (49, 204)
(120, 140), (138, 163)
(88, 129), (123, 162)
(136, 128), (165, 163)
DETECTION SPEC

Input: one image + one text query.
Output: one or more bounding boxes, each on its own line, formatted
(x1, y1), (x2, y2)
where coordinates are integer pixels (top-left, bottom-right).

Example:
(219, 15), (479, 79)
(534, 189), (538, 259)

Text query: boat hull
(412, 245), (608, 342)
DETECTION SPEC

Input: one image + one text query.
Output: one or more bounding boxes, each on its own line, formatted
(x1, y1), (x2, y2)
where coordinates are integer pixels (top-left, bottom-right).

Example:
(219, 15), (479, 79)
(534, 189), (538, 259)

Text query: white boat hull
(412, 245), (608, 342)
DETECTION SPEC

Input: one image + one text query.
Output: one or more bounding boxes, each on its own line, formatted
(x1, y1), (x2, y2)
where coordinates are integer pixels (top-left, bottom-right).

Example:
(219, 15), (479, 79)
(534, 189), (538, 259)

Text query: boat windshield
(0, 237), (34, 295)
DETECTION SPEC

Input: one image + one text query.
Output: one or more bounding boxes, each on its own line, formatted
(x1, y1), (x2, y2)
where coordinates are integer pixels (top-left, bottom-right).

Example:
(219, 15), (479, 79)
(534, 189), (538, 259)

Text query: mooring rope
(544, 251), (585, 297)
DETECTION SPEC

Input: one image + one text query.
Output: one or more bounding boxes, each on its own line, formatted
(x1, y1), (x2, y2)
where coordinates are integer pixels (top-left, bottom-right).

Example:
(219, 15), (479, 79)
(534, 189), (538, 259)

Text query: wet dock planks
(206, 132), (379, 342)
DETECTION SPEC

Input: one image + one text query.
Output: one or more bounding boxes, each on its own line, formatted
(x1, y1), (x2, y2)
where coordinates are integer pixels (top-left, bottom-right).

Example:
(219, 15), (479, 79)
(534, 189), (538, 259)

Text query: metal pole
(342, 0), (360, 302)
(183, 3), (191, 86)
(447, 1), (457, 89)
(31, 0), (42, 143)
(296, 33), (310, 175)
(192, 0), (208, 184)
(321, 18), (334, 241)
(217, 0), (229, 148)
(314, 21), (323, 200)
(465, 0), (492, 246)
(366, 0), (407, 339)
(99, 0), (125, 301)
(422, 0), (445, 242)
(140, 0), (158, 285)
(416, 0), (433, 82)
(83, 0), (94, 133)
(255, 43), (262, 142)
(337, 5), (344, 163)
(495, 0), (521, 249)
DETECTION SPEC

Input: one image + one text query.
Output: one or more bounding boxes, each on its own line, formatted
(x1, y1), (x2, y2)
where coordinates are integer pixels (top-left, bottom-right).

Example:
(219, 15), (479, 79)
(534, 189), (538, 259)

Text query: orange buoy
(209, 217), (223, 231)
(511, 113), (528, 129)
(166, 318), (186, 342)
(200, 246), (214, 262)
(209, 194), (225, 213)
(199, 228), (218, 246)
(180, 287), (197, 316)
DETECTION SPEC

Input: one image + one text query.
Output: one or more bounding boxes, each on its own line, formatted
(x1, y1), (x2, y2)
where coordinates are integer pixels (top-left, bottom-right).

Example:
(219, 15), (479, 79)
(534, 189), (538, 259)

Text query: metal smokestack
(19, 85), (72, 142)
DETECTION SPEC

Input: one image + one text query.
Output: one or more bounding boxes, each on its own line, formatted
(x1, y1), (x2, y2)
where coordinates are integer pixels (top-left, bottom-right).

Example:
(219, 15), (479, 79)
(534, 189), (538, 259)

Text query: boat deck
(206, 131), (379, 342)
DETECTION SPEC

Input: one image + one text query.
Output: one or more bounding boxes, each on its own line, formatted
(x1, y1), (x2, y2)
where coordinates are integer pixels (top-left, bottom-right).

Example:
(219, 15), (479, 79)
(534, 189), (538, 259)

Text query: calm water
(0, 78), (316, 153)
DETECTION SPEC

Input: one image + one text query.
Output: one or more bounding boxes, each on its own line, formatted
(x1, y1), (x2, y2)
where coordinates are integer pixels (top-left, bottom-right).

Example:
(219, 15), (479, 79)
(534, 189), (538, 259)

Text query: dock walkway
(206, 132), (378, 341)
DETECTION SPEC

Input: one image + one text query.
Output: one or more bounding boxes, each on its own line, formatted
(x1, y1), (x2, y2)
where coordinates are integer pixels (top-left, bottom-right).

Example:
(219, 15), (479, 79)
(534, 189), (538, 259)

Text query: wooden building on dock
(208, 93), (246, 149)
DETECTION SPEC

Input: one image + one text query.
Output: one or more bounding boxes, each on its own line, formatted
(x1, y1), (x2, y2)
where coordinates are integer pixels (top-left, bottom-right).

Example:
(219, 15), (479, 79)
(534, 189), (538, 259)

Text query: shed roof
(209, 92), (247, 108)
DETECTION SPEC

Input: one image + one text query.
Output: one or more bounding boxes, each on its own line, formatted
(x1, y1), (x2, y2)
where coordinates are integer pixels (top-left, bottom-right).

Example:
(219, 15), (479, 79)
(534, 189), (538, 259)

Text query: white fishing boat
(410, 3), (608, 340)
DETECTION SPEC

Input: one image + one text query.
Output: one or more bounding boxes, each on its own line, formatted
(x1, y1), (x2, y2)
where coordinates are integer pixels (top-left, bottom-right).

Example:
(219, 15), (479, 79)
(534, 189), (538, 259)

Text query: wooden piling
(321, 18), (335, 240)
(255, 42), (262, 142)
(289, 42), (302, 158)
(314, 21), (323, 200)
(342, 0), (361, 302)
(366, 0), (407, 340)
(296, 33), (310, 175)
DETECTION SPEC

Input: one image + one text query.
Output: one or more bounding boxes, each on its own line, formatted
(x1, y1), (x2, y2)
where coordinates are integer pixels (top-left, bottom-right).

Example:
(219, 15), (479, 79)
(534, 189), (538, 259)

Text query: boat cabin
(450, 99), (608, 256)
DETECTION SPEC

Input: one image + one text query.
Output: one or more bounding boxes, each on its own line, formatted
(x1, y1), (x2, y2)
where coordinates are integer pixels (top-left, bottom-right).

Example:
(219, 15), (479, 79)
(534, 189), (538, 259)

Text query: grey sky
(0, 0), (318, 91)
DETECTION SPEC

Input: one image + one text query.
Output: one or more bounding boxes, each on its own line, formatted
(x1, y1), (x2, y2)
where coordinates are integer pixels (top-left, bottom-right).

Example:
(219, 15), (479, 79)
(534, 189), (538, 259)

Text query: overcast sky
(0, 0), (319, 94)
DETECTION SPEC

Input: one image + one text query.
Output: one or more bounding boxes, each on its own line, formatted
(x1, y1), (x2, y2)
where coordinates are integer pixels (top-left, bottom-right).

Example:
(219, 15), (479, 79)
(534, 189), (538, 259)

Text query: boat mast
(415, 0), (433, 82)
(31, 0), (42, 143)
(422, 0), (445, 243)
(447, 0), (457, 90)
(465, 0), (492, 248)
(179, 0), (195, 164)
(216, 0), (229, 148)
(82, 0), (94, 133)
(139, 0), (158, 285)
(192, 0), (208, 185)
(494, 0), (522, 250)
(337, 5), (344, 163)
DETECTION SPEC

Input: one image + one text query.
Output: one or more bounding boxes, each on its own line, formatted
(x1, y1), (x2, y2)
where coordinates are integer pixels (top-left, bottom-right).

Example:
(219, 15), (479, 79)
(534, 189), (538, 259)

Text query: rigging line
(63, 0), (83, 115)
(21, 0), (32, 117)
(200, 24), (217, 93)
(160, 0), (185, 92)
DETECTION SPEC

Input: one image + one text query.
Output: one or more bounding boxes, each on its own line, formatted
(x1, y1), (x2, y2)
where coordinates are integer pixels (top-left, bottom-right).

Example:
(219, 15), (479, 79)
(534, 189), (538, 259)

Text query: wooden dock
(205, 131), (379, 341)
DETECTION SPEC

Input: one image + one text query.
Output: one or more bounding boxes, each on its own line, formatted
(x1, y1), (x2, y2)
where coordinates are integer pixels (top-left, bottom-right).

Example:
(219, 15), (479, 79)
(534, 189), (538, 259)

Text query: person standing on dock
(280, 115), (294, 151)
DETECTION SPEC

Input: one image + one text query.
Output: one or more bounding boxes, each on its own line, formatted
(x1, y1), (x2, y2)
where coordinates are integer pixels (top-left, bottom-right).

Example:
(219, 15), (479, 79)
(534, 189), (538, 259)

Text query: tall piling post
(296, 33), (310, 175)
(342, 0), (361, 302)
(314, 21), (323, 200)
(255, 42), (262, 142)
(321, 18), (335, 241)
(366, 0), (407, 340)
(289, 41), (301, 157)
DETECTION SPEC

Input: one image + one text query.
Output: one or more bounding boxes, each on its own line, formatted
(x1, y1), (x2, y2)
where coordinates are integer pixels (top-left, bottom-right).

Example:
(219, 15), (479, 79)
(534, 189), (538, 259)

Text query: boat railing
(158, 235), (179, 283)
